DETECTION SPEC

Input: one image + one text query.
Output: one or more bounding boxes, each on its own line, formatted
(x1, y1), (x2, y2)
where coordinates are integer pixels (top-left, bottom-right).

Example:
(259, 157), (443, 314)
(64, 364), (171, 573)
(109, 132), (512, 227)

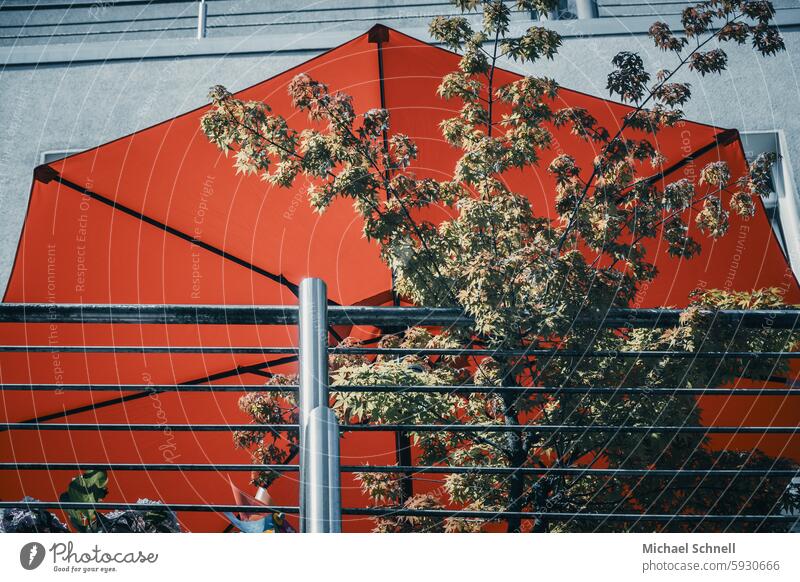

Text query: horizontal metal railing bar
(2, 463), (796, 478)
(0, 345), (298, 354)
(206, 10), (526, 32)
(332, 385), (800, 396)
(337, 306), (471, 326)
(332, 347), (800, 358)
(4, 384), (800, 396)
(1, 1), (465, 30)
(1, 304), (799, 329)
(0, 501), (298, 514)
(1, 463), (295, 472)
(0, 423), (294, 432)
(0, 9), (510, 40)
(330, 306), (800, 329)
(347, 466), (800, 477)
(0, 14), (198, 29)
(342, 508), (799, 522)
(0, 0), (460, 14)
(1, 423), (796, 434)
(0, 0), (198, 11)
(600, 1), (704, 5)
(1, 501), (794, 523)
(0, 384), (295, 392)
(0, 304), (300, 325)
(2, 345), (797, 357)
(3, 384), (800, 396)
(224, 1), (474, 20)
(0, 26), (198, 41)
(343, 425), (800, 434)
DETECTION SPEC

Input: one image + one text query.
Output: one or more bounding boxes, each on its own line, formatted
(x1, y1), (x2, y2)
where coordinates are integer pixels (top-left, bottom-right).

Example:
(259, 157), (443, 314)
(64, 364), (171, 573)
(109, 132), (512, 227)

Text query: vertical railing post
(575, 0), (599, 19)
(298, 278), (340, 533)
(196, 0), (207, 39)
(306, 407), (342, 532)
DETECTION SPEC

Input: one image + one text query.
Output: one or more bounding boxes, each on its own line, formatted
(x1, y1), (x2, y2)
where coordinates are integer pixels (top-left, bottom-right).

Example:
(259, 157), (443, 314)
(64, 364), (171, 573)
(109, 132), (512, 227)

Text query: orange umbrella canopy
(1, 26), (798, 532)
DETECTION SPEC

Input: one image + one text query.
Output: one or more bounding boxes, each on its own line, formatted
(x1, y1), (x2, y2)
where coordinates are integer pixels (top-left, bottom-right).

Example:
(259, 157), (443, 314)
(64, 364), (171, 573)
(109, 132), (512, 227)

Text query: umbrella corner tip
(33, 165), (60, 184)
(368, 24), (390, 44)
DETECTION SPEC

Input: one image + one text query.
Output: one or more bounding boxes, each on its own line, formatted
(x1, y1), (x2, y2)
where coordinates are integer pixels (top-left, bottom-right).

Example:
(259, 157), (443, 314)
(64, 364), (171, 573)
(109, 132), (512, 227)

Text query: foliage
(0, 497), (68, 533)
(59, 471), (180, 533)
(94, 501), (181, 533)
(205, 0), (799, 532)
(59, 469), (109, 531)
(1, 472), (180, 533)
(232, 374), (299, 488)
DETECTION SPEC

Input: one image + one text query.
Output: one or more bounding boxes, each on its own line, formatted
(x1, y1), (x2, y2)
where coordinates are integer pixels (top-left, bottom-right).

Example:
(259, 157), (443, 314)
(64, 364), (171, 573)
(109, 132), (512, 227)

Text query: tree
(208, 0), (800, 532)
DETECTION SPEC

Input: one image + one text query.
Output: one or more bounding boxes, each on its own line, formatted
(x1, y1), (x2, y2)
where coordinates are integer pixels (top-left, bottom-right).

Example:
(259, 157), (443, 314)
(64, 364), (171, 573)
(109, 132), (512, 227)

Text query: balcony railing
(3, 0), (798, 46)
(1, 278), (800, 532)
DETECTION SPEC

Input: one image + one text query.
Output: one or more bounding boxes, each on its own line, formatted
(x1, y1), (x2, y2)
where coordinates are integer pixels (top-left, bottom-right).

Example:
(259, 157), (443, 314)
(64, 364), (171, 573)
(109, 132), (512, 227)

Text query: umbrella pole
(373, 25), (414, 504)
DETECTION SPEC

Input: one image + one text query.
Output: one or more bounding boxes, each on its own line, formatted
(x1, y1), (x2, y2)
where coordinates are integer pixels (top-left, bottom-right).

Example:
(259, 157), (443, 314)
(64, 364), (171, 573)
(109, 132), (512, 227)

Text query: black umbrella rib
(35, 167), (300, 296)
(620, 129), (739, 203)
(36, 168), (346, 342)
(650, 129), (738, 184)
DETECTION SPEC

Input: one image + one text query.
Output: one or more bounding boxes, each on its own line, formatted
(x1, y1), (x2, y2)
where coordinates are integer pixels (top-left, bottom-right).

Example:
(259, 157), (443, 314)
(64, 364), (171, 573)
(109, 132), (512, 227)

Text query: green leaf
(59, 470), (108, 532)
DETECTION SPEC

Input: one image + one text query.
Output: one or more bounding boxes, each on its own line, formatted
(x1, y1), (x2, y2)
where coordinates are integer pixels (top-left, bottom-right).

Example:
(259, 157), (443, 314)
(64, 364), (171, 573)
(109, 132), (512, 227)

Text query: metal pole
(298, 278), (331, 532)
(197, 0), (207, 39)
(306, 406), (342, 533)
(575, 0), (598, 19)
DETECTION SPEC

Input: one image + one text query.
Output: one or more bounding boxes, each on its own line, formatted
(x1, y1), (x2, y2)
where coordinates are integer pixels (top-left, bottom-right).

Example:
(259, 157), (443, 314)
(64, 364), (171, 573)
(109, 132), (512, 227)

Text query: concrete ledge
(1, 9), (799, 67)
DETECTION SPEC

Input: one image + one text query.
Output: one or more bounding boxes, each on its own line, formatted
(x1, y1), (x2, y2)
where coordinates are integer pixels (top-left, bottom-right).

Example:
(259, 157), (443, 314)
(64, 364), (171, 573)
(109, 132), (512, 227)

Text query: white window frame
(741, 130), (800, 277)
(39, 149), (84, 165)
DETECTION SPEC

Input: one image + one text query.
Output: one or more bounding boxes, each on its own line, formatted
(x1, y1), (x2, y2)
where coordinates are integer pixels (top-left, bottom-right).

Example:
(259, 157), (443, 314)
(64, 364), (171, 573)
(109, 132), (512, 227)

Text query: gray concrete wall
(1, 4), (800, 292)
